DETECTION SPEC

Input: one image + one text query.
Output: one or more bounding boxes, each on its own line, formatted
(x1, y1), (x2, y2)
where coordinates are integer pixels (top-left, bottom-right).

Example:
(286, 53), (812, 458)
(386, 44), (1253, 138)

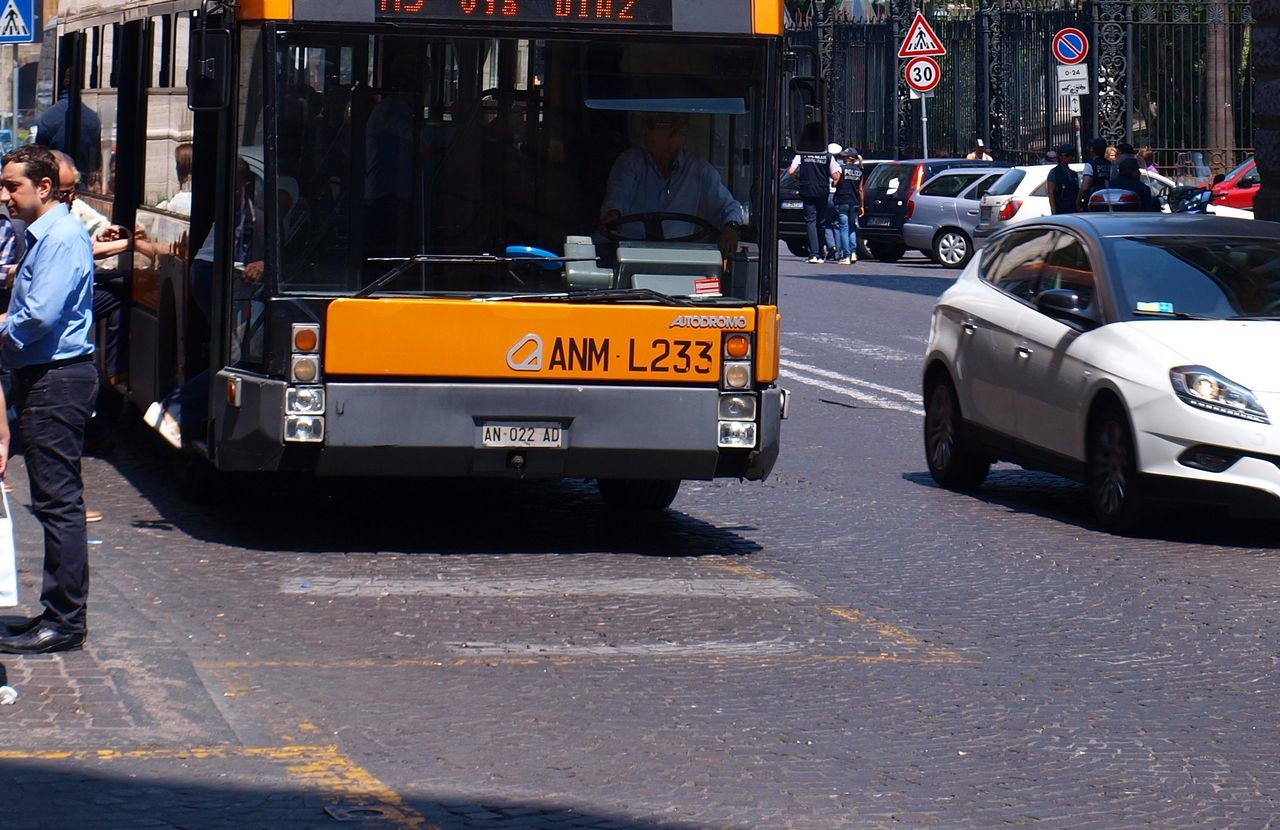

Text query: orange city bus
(51, 0), (788, 508)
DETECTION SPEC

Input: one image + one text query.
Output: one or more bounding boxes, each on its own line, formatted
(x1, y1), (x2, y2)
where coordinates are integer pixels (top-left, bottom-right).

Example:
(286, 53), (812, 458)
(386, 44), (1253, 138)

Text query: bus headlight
(286, 386), (325, 415)
(285, 415), (325, 442)
(719, 393), (757, 421)
(291, 355), (321, 384)
(718, 420), (757, 448)
(722, 361), (752, 390)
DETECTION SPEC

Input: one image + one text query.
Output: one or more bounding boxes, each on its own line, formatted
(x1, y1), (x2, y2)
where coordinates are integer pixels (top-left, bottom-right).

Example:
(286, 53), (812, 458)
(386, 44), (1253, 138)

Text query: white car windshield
(1109, 236), (1280, 320)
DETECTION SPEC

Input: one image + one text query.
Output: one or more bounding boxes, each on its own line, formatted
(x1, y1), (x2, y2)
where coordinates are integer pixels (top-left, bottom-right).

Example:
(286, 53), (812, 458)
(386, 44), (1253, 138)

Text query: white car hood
(1124, 320), (1280, 392)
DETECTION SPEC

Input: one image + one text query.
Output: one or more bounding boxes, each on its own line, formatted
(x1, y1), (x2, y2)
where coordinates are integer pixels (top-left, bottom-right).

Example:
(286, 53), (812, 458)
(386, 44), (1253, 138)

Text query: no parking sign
(1052, 28), (1089, 65)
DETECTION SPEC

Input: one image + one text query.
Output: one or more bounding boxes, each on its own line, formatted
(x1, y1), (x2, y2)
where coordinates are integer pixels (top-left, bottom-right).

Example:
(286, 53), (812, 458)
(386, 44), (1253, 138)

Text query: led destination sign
(377, 0), (674, 28)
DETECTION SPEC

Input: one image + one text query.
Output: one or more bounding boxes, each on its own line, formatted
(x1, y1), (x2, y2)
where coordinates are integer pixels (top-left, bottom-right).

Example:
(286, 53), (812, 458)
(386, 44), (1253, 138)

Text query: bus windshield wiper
(478, 287), (695, 306)
(1228, 315), (1280, 321)
(357, 253), (597, 299)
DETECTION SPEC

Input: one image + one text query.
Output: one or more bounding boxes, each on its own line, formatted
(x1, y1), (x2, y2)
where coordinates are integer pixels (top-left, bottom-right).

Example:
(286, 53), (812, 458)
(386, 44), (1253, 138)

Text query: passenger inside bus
(156, 142), (193, 216)
(597, 112), (743, 260)
(365, 51), (427, 259)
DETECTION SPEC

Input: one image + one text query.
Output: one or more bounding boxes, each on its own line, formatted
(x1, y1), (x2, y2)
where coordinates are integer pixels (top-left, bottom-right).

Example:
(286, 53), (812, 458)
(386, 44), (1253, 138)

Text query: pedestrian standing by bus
(51, 151), (127, 472)
(785, 124), (840, 264)
(0, 144), (98, 655)
(832, 146), (864, 264)
(33, 69), (103, 189)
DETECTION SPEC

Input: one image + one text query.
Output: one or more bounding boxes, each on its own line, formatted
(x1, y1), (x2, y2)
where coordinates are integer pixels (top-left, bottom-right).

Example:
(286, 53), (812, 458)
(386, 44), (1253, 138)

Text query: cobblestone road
(0, 248), (1276, 829)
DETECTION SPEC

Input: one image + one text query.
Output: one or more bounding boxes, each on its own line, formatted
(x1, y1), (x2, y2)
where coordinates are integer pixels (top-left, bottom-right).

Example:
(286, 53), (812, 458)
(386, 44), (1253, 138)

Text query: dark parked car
(778, 158), (886, 259)
(860, 158), (1011, 262)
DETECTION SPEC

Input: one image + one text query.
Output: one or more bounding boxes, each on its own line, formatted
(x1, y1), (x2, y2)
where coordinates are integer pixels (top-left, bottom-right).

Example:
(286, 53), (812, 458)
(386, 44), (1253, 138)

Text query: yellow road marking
(0, 745), (434, 829)
(826, 607), (973, 664)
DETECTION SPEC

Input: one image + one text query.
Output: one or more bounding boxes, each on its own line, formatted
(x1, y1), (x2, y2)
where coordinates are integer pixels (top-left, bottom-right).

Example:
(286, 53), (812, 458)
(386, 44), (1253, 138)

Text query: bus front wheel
(597, 479), (681, 511)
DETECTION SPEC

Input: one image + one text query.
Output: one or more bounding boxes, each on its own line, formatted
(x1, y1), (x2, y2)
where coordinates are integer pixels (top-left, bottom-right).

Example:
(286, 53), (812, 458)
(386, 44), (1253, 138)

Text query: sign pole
(898, 14), (945, 159)
(11, 44), (17, 142)
(921, 94), (929, 159)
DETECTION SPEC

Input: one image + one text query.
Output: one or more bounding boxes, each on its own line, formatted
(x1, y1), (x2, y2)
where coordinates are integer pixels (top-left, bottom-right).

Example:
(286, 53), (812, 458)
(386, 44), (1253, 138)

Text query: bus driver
(597, 112), (743, 260)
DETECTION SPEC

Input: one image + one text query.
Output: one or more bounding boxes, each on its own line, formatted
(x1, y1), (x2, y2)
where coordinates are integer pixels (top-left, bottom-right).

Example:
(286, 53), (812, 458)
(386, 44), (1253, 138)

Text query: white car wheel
(933, 229), (972, 269)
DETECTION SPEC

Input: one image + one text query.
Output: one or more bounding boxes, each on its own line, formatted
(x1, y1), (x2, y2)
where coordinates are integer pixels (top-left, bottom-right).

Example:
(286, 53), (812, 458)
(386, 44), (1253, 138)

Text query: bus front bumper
(214, 375), (782, 482)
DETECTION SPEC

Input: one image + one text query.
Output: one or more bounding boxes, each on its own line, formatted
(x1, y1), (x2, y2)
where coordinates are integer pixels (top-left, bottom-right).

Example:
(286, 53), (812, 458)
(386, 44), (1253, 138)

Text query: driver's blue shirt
(601, 148), (743, 240)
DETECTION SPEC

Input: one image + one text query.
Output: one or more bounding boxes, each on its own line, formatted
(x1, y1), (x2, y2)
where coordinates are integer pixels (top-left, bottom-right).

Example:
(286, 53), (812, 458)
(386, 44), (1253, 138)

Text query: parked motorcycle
(1168, 185), (1254, 217)
(1169, 186), (1214, 213)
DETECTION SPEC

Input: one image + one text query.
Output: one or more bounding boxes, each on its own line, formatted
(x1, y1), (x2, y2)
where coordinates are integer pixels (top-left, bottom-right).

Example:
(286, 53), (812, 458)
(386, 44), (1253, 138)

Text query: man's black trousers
(12, 358), (98, 634)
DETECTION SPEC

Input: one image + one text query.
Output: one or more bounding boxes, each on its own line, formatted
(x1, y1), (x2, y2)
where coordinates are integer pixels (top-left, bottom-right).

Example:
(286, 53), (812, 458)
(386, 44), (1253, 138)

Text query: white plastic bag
(0, 485), (16, 607)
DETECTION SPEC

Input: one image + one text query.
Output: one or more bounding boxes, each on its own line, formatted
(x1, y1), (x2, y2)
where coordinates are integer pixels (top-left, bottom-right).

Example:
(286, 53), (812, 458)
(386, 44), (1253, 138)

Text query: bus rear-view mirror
(188, 28), (232, 112)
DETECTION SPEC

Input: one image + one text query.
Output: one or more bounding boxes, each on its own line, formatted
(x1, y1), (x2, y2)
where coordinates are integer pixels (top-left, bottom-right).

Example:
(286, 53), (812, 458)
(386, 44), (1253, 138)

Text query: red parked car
(1211, 157), (1259, 210)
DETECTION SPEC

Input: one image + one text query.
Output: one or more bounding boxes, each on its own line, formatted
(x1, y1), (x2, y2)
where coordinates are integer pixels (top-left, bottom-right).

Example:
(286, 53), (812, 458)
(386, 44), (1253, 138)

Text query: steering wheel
(601, 211), (719, 244)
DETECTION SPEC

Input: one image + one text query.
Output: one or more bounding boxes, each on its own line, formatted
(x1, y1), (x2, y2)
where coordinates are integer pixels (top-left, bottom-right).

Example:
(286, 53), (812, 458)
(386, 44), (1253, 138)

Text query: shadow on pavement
(0, 761), (704, 830)
(96, 416), (762, 558)
(784, 268), (957, 298)
(902, 469), (1280, 549)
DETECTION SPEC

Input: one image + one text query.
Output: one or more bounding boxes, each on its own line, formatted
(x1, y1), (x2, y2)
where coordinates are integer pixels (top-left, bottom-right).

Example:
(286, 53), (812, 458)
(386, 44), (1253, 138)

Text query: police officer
(785, 124), (840, 264)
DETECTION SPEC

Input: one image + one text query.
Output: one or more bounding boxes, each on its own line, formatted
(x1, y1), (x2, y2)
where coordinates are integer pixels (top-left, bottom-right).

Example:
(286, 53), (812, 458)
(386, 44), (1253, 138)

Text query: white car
(923, 213), (1280, 533)
(974, 164), (1176, 239)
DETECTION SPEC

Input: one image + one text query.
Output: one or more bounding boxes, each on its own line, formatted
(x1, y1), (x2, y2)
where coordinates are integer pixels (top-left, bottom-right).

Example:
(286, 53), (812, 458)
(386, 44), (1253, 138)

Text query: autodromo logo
(668, 314), (750, 329)
(506, 333), (543, 371)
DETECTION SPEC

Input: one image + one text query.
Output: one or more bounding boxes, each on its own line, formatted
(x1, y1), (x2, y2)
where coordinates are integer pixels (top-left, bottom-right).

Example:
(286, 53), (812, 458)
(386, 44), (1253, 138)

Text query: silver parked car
(901, 168), (1006, 268)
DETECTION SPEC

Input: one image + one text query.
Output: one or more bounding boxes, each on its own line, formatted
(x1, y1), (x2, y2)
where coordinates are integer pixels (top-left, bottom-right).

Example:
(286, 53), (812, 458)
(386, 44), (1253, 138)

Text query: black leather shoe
(0, 624), (85, 654)
(1, 616), (44, 636)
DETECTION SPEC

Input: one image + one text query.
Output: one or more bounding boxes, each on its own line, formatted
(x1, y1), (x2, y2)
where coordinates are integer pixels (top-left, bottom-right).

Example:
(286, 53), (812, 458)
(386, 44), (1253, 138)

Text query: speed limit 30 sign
(904, 56), (941, 94)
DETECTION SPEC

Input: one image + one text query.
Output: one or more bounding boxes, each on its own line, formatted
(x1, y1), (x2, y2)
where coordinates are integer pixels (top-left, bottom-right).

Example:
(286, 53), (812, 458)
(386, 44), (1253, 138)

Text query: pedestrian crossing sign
(0, 0), (37, 44)
(897, 12), (945, 59)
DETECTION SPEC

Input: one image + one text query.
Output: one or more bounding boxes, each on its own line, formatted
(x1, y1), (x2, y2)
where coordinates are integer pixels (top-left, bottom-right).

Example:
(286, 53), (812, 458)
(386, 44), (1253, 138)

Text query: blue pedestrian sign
(0, 0), (38, 44)
(1052, 28), (1088, 65)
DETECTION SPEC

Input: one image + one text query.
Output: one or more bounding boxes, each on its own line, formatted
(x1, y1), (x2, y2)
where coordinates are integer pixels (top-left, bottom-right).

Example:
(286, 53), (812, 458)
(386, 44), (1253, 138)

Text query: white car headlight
(1169, 366), (1269, 424)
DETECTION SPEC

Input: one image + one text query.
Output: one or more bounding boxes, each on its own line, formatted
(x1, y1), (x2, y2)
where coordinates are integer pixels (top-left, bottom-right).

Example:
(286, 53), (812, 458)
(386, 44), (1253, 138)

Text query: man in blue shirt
(598, 112), (743, 259)
(0, 144), (97, 655)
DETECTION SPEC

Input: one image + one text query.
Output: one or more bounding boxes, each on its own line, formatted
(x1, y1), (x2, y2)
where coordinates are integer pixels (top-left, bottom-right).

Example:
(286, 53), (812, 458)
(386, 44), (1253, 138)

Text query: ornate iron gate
(791, 0), (1254, 173)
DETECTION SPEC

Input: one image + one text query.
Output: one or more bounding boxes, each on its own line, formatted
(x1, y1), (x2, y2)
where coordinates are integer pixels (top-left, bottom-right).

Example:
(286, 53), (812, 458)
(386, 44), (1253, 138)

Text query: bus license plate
(481, 423), (565, 448)
(781, 200), (803, 210)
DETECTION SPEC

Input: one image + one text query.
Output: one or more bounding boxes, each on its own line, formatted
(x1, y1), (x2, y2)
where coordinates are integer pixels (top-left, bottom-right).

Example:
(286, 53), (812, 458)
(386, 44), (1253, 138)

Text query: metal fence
(792, 0), (1254, 174)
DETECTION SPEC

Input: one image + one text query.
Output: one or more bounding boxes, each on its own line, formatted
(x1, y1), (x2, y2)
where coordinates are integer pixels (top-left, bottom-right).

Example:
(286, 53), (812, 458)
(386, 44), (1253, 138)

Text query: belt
(13, 352), (94, 375)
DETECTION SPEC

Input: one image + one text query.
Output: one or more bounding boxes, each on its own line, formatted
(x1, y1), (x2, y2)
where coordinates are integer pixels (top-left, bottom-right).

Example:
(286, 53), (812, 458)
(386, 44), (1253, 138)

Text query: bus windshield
(255, 31), (769, 302)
